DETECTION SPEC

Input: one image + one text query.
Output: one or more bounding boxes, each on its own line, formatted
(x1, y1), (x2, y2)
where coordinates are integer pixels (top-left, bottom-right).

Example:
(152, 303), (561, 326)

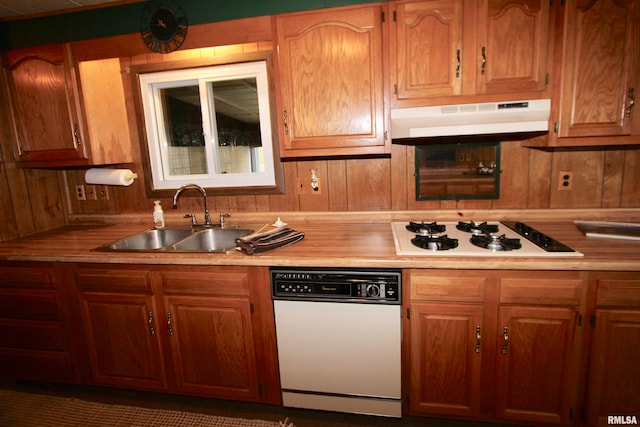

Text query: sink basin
(96, 228), (195, 251)
(94, 226), (256, 253)
(172, 228), (254, 253)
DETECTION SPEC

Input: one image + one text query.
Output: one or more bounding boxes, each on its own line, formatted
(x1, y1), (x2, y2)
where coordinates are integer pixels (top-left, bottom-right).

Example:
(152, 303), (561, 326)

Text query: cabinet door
(556, 0), (639, 139)
(586, 309), (640, 426)
(4, 44), (87, 163)
(409, 302), (483, 417)
(78, 292), (167, 391)
(165, 295), (260, 401)
(476, 0), (551, 94)
(276, 5), (388, 157)
(496, 305), (578, 425)
(392, 0), (463, 102)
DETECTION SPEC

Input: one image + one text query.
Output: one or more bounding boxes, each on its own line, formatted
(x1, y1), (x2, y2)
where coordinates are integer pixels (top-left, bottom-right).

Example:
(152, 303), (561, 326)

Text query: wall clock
(140, 0), (188, 54)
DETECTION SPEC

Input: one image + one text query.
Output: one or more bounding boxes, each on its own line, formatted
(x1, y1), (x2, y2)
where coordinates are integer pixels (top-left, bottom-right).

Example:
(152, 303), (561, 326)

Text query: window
(138, 60), (278, 191)
(415, 142), (501, 200)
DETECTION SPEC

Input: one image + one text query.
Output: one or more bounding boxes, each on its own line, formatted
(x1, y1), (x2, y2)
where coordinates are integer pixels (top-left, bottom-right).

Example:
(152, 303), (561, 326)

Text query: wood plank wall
(63, 132), (640, 217)
(1, 16), (639, 243)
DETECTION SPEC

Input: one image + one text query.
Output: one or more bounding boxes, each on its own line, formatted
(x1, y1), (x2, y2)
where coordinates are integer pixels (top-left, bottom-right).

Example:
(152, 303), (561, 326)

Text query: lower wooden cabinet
(0, 262), (79, 383)
(585, 272), (640, 427)
(3, 258), (637, 424)
(160, 266), (263, 401)
(405, 270), (487, 417)
(78, 290), (167, 390)
(405, 269), (585, 425)
(408, 302), (484, 417)
(74, 264), (280, 404)
(495, 305), (578, 424)
(166, 295), (259, 399)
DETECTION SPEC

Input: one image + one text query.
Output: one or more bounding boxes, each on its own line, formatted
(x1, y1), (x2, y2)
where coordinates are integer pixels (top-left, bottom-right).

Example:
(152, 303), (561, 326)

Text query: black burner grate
(406, 221), (446, 235)
(456, 221), (500, 235)
(411, 235), (459, 251)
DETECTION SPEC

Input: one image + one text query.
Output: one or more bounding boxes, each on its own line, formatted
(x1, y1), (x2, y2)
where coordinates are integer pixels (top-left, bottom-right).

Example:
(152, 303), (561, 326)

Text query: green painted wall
(0, 0), (380, 50)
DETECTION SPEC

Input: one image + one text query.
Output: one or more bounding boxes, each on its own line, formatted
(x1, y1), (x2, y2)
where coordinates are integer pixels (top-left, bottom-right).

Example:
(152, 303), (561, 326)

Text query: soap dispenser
(153, 200), (165, 229)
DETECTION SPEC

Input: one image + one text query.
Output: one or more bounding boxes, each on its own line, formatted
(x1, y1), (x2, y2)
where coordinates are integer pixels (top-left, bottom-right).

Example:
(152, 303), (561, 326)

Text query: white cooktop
(391, 222), (583, 257)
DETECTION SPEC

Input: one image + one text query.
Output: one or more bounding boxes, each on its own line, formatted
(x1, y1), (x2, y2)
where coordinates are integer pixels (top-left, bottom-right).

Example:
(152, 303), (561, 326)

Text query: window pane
(209, 78), (264, 174)
(160, 85), (208, 176)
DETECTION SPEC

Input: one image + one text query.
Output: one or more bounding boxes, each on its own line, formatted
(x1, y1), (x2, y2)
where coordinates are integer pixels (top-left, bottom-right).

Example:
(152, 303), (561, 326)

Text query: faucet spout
(172, 184), (211, 225)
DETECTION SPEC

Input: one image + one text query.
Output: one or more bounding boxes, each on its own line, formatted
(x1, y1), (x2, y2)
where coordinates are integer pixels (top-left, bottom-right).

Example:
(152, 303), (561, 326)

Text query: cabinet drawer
(596, 279), (640, 307)
(0, 290), (61, 321)
(0, 265), (55, 289)
(500, 276), (583, 306)
(160, 266), (249, 296)
(0, 319), (67, 351)
(409, 270), (487, 302)
(0, 348), (75, 382)
(76, 267), (152, 292)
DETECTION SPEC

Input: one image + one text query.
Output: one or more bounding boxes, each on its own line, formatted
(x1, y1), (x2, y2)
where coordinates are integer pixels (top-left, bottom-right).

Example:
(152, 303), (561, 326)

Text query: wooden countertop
(0, 218), (639, 271)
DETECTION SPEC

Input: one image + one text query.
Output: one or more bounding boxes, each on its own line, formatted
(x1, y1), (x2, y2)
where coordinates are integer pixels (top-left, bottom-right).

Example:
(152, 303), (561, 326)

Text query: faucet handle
(184, 213), (197, 226)
(220, 213), (230, 227)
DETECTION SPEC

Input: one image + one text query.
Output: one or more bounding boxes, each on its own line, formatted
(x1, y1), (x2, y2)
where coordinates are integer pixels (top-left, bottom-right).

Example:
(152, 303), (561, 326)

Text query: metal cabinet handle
(283, 110), (289, 135)
(73, 123), (82, 146)
(147, 311), (155, 335)
(456, 49), (461, 78)
(626, 88), (635, 117)
(502, 326), (509, 354)
(475, 325), (481, 353)
(481, 46), (487, 76)
(167, 312), (174, 336)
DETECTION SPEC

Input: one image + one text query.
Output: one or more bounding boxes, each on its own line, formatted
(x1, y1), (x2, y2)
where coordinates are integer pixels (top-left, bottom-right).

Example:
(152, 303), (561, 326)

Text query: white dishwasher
(271, 268), (402, 418)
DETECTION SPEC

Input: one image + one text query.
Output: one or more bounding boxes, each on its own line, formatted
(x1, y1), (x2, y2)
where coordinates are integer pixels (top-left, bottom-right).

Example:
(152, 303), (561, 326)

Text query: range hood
(391, 99), (551, 139)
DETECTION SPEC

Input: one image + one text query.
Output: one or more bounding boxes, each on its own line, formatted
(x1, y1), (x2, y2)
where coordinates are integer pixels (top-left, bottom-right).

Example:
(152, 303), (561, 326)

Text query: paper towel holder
(85, 168), (138, 187)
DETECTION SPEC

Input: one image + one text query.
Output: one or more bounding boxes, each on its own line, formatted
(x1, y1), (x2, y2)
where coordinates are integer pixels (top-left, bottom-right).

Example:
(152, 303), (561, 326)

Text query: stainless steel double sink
(94, 226), (257, 253)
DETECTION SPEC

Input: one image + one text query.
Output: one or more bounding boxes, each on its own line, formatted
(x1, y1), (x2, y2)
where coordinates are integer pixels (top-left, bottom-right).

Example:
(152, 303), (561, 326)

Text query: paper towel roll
(85, 169), (138, 186)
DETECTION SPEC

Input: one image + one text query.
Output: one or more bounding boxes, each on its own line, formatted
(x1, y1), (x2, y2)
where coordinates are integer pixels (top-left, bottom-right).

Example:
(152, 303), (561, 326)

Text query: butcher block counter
(0, 210), (639, 271)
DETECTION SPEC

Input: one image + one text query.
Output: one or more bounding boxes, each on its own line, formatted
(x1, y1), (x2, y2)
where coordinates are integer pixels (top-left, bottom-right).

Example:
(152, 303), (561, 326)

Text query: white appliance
(271, 268), (402, 418)
(391, 99), (551, 139)
(391, 221), (583, 257)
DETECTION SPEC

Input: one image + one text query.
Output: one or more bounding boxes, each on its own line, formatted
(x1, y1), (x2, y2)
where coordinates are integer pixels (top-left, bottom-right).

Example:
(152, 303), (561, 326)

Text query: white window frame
(139, 61), (276, 190)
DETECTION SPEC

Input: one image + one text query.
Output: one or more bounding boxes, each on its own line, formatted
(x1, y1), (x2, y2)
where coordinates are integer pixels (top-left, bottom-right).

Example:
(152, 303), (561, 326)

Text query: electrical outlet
(296, 177), (307, 195)
(558, 170), (573, 190)
(97, 185), (109, 200)
(86, 185), (98, 200)
(75, 185), (86, 201)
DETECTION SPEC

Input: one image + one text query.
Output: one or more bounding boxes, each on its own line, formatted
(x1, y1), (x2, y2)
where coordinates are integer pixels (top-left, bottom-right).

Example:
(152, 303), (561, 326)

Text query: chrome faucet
(172, 184), (211, 226)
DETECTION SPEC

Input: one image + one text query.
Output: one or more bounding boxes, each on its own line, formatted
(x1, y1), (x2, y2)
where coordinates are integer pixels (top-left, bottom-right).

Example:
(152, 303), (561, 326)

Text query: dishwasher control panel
(270, 268), (401, 304)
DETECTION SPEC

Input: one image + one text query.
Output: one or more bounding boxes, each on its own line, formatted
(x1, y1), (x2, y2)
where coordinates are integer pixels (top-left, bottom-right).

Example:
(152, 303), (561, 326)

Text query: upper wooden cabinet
(526, 0), (640, 148)
(274, 5), (389, 157)
(390, 0), (552, 107)
(2, 43), (132, 167)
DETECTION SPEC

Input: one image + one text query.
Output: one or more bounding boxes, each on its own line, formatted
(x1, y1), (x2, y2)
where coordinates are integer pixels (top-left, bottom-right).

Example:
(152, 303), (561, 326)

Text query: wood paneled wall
(63, 136), (640, 218)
